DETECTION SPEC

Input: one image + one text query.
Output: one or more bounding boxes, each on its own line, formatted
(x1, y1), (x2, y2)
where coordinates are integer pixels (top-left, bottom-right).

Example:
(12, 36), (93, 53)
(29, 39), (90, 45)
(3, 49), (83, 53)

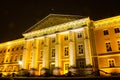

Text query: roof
(24, 14), (85, 33)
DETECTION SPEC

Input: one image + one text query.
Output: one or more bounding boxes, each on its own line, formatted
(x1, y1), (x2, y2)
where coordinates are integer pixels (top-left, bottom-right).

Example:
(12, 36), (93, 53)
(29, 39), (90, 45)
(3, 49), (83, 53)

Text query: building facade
(0, 14), (120, 76)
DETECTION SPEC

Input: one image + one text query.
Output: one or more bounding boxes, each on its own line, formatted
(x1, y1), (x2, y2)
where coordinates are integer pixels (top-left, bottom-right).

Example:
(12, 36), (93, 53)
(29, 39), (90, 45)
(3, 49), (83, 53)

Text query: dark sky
(0, 0), (120, 43)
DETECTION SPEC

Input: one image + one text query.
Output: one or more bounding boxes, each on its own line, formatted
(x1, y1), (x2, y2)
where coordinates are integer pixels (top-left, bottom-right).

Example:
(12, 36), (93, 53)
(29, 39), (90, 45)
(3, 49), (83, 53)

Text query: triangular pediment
(24, 14), (85, 33)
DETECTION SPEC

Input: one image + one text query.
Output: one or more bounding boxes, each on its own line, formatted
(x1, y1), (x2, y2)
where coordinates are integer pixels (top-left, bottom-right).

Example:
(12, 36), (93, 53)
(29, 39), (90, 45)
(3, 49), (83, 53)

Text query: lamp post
(18, 61), (23, 70)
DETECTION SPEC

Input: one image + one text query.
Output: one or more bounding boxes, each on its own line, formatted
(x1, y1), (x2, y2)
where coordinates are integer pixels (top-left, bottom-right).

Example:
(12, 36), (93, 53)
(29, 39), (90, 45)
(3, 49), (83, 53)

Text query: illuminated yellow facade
(94, 15), (120, 75)
(0, 14), (120, 76)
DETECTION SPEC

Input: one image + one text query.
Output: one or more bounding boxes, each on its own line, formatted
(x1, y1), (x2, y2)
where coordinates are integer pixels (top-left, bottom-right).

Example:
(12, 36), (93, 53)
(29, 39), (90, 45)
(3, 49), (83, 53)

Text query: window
(10, 56), (13, 62)
(117, 41), (120, 50)
(51, 48), (55, 57)
(8, 49), (10, 52)
(6, 57), (8, 62)
(64, 47), (69, 56)
(20, 55), (22, 61)
(14, 56), (17, 61)
(106, 42), (112, 51)
(21, 46), (24, 50)
(12, 48), (14, 51)
(103, 30), (109, 35)
(108, 59), (115, 67)
(79, 60), (85, 68)
(41, 41), (44, 45)
(78, 32), (82, 38)
(51, 37), (55, 43)
(16, 47), (19, 51)
(65, 64), (69, 70)
(114, 28), (120, 33)
(78, 44), (84, 54)
(64, 35), (68, 40)
(40, 51), (43, 58)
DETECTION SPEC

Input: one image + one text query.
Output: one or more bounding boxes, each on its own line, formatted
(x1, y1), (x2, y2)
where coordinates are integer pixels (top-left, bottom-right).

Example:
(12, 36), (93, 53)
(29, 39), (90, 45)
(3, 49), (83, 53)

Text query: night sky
(0, 0), (120, 43)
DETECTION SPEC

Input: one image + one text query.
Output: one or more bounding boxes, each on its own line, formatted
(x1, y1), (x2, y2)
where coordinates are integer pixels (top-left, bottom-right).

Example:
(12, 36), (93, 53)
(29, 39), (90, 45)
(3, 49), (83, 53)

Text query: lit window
(108, 59), (115, 67)
(51, 48), (55, 57)
(51, 37), (55, 43)
(78, 44), (84, 54)
(106, 42), (112, 51)
(78, 32), (82, 38)
(64, 35), (68, 40)
(103, 30), (109, 35)
(64, 47), (69, 56)
(117, 41), (120, 50)
(65, 64), (69, 70)
(114, 28), (120, 33)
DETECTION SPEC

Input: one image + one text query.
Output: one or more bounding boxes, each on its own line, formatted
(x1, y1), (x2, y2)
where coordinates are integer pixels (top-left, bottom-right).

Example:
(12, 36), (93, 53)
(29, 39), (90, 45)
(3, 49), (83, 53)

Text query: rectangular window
(20, 55), (23, 61)
(78, 32), (82, 38)
(117, 41), (120, 50)
(40, 51), (43, 58)
(65, 64), (69, 70)
(51, 48), (55, 57)
(64, 47), (69, 56)
(78, 44), (84, 55)
(79, 60), (85, 68)
(64, 35), (68, 40)
(51, 37), (55, 43)
(108, 59), (115, 67)
(114, 28), (120, 33)
(106, 42), (112, 51)
(103, 30), (109, 35)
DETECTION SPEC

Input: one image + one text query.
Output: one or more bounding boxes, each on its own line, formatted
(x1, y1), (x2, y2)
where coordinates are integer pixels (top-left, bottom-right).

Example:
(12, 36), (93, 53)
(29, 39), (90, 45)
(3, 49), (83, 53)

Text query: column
(84, 28), (92, 65)
(31, 39), (37, 68)
(42, 36), (49, 68)
(22, 40), (28, 69)
(69, 31), (76, 66)
(55, 33), (61, 68)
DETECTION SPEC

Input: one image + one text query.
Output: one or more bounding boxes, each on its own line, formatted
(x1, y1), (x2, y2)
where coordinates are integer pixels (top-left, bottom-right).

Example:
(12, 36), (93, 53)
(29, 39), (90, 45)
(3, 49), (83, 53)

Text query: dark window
(64, 35), (68, 40)
(15, 56), (17, 61)
(52, 38), (55, 43)
(12, 48), (14, 51)
(117, 41), (120, 50)
(4, 49), (6, 53)
(106, 42), (112, 51)
(20, 55), (22, 61)
(79, 60), (85, 68)
(64, 47), (69, 56)
(21, 46), (24, 50)
(103, 30), (109, 35)
(114, 28), (120, 33)
(78, 44), (84, 54)
(109, 59), (115, 67)
(16, 47), (19, 51)
(40, 51), (43, 58)
(8, 49), (10, 52)
(52, 49), (55, 57)
(78, 32), (82, 38)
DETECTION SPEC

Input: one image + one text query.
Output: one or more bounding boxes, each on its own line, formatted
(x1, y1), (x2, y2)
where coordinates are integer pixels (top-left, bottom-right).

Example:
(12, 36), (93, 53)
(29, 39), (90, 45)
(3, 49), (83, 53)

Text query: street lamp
(18, 61), (23, 70)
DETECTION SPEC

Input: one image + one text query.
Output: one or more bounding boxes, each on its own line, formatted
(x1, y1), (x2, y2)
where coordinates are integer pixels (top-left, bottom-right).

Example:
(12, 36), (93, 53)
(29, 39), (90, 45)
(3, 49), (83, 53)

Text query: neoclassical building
(0, 14), (120, 76)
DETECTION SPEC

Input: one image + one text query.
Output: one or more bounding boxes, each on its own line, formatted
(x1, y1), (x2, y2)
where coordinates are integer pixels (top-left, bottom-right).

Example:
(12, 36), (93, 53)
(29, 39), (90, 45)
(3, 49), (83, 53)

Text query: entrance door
(64, 62), (69, 74)
(39, 64), (42, 75)
(50, 63), (55, 74)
